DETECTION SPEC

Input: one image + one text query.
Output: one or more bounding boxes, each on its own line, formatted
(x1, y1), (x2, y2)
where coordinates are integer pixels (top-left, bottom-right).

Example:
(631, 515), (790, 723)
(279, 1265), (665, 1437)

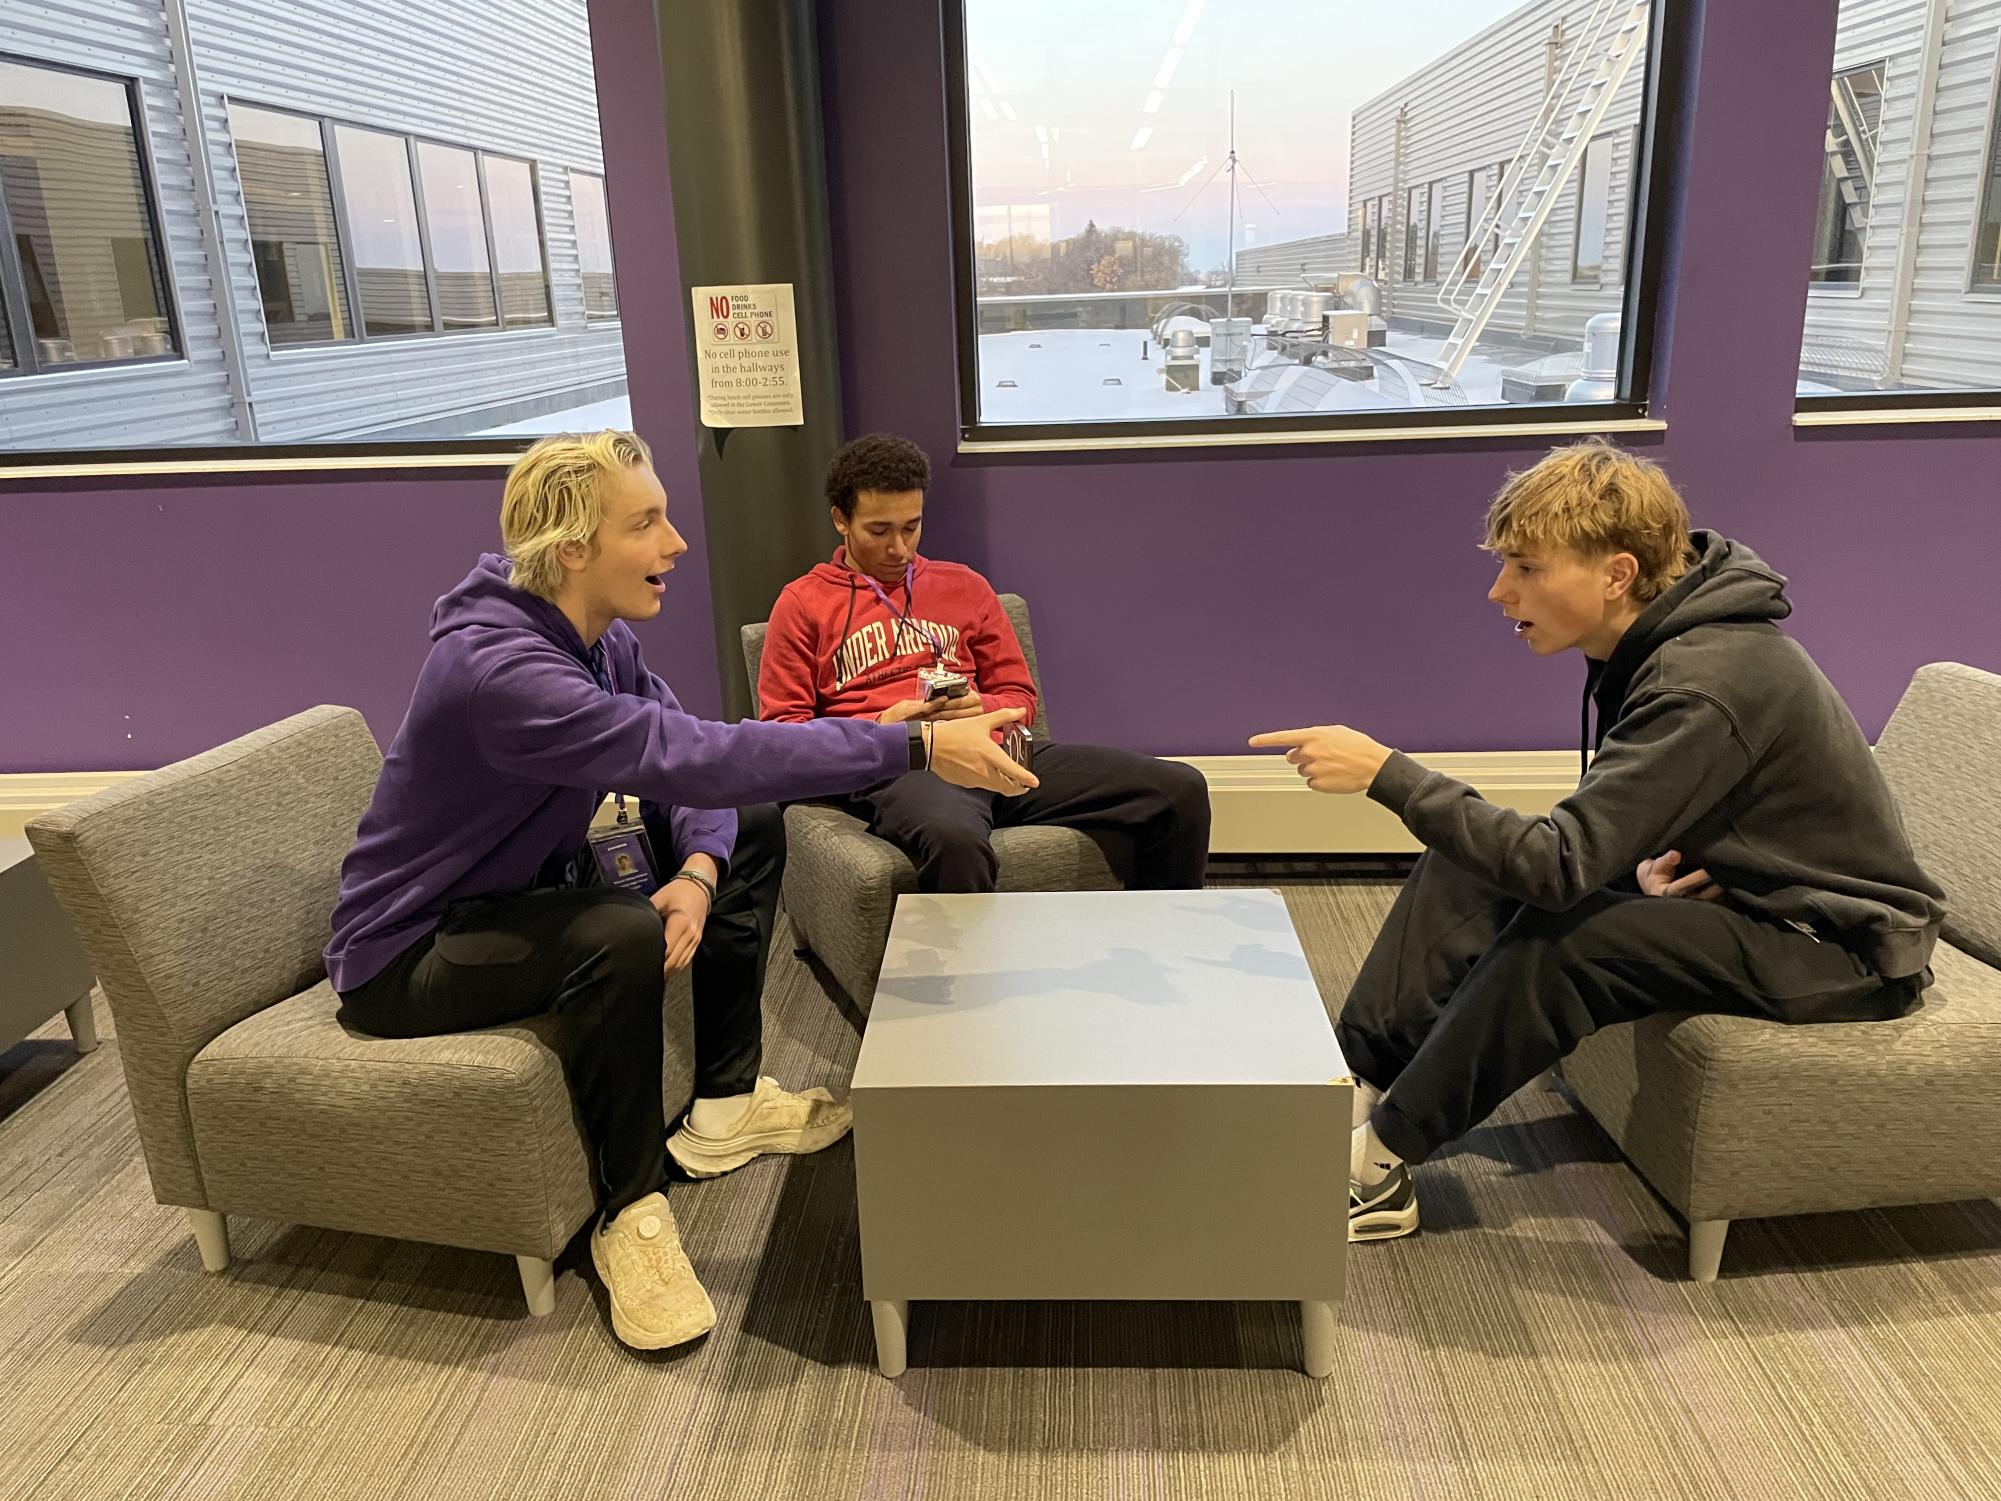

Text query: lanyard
(859, 566), (947, 664)
(588, 643), (632, 824)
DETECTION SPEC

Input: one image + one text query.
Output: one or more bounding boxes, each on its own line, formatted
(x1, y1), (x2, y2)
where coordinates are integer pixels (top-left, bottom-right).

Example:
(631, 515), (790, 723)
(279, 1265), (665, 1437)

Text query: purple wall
(0, 0), (720, 774)
(819, 0), (2001, 756)
(6, 0), (1996, 775)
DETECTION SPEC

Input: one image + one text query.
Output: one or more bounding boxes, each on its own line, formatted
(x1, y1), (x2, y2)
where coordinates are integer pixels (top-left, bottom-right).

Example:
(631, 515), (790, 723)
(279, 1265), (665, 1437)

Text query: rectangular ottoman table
(851, 889), (1351, 1378)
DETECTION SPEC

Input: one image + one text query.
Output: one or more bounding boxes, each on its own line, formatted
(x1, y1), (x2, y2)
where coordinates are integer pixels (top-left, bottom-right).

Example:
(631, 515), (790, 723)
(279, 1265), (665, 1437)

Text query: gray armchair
(742, 592), (1128, 1007)
(1562, 663), (2001, 1281)
(26, 706), (692, 1313)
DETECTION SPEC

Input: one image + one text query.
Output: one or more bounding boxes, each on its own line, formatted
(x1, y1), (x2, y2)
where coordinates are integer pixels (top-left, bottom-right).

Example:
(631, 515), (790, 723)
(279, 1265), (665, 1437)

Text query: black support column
(656, 0), (847, 721)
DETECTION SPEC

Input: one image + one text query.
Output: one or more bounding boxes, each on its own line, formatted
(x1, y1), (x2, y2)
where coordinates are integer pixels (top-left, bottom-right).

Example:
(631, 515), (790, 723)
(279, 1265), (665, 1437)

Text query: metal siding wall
(1233, 233), (1356, 282)
(1349, 0), (1646, 342)
(1898, 0), (2001, 387)
(188, 0), (625, 441)
(0, 0), (238, 448)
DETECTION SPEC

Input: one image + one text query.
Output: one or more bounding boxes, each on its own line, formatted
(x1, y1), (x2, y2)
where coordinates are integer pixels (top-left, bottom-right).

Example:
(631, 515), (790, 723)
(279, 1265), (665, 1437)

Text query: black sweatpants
(1337, 850), (1924, 1166)
(337, 804), (784, 1217)
(839, 741), (1211, 893)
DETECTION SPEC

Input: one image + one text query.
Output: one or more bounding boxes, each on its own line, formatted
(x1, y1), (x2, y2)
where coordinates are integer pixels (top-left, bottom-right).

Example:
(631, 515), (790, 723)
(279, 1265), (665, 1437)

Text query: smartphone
(1000, 723), (1034, 771)
(922, 669), (970, 700)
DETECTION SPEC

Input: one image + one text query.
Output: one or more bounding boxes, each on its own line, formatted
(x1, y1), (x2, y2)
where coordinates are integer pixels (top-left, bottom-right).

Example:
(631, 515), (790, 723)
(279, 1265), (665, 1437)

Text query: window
(1573, 134), (1615, 284)
(1403, 183), (1431, 283)
(1424, 180), (1440, 281)
(1797, 16), (2001, 406)
(946, 0), (1668, 441)
(569, 170), (617, 318)
(1810, 64), (1884, 287)
(1980, 93), (2001, 291)
(332, 125), (432, 337)
(485, 155), (551, 327)
(228, 102), (353, 345)
(1461, 166), (1489, 278)
(0, 57), (177, 373)
(417, 141), (498, 332)
(1977, 84), (2001, 290)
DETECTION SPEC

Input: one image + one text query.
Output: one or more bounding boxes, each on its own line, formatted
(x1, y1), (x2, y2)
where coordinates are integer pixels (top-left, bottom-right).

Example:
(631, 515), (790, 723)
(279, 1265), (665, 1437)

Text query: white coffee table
(851, 889), (1350, 1378)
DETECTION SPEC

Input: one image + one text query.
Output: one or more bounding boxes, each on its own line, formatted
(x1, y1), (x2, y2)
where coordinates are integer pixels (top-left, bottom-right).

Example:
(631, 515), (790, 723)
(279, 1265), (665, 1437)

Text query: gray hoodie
(1369, 532), (1945, 980)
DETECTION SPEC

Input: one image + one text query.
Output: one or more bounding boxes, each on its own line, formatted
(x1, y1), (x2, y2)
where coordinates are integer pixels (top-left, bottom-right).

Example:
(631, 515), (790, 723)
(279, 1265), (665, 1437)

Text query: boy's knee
(1161, 760), (1211, 822)
(576, 897), (666, 974)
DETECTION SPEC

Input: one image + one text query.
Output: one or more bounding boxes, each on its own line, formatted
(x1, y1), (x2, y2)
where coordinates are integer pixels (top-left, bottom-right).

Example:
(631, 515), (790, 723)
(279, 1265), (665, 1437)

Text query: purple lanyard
(860, 566), (947, 663)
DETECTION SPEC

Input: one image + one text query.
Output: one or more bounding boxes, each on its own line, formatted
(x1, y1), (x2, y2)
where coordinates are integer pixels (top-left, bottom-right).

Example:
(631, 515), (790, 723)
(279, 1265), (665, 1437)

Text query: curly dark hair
(825, 433), (931, 517)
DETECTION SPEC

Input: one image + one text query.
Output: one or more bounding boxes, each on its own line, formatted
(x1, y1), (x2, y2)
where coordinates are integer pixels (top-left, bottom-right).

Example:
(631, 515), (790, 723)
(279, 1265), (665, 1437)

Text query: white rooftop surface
(853, 889), (1349, 1091)
(975, 325), (1563, 424)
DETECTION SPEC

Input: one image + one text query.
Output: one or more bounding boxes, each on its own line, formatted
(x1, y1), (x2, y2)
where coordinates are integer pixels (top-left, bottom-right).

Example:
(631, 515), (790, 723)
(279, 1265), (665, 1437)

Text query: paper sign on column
(690, 283), (804, 427)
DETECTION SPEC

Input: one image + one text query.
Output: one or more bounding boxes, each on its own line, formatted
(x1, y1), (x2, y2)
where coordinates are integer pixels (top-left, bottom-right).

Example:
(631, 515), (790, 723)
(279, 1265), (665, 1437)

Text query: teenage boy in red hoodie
(758, 433), (1211, 893)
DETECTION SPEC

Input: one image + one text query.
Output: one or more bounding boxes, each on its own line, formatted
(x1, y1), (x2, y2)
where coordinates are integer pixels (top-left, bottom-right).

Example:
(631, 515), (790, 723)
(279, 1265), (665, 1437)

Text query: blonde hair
(1482, 439), (1693, 603)
(500, 430), (654, 599)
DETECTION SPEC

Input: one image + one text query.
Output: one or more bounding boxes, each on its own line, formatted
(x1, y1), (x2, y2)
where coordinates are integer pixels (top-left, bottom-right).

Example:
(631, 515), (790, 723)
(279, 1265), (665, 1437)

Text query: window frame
(1963, 38), (2001, 295)
(0, 53), (186, 380)
(327, 120), (438, 341)
(1571, 131), (1618, 286)
(941, 0), (1687, 449)
(412, 135), (502, 336)
(226, 98), (358, 348)
(480, 152), (556, 330)
(1807, 59), (1889, 297)
(567, 169), (621, 322)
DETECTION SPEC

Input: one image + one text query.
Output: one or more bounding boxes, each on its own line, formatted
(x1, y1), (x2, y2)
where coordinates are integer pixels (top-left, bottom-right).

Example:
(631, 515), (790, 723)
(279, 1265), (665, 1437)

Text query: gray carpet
(3, 882), (1999, 1500)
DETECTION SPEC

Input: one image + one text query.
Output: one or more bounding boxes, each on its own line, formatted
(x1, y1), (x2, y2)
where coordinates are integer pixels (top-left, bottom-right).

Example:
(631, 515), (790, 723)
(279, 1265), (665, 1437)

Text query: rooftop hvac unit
(1163, 328), (1201, 392)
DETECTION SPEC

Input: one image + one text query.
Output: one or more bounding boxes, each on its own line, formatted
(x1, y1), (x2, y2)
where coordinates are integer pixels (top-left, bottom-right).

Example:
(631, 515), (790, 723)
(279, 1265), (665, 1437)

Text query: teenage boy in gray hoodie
(1252, 440), (1945, 1243)
(328, 431), (1035, 1350)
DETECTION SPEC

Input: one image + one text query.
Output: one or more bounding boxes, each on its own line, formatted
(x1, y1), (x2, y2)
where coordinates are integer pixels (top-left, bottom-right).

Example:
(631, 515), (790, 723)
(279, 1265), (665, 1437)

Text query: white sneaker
(1349, 1164), (1420, 1243)
(589, 1191), (716, 1350)
(667, 1075), (854, 1179)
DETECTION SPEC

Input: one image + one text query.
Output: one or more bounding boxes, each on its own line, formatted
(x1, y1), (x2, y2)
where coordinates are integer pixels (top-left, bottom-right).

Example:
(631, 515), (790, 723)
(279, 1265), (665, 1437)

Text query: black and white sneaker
(1349, 1164), (1419, 1242)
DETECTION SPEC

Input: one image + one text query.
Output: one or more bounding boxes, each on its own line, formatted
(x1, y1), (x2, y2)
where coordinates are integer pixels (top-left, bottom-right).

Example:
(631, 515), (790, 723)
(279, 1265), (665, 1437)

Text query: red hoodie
(759, 548), (1038, 725)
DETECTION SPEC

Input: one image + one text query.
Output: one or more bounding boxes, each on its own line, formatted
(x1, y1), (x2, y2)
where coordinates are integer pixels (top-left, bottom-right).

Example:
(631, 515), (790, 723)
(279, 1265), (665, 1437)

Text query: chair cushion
(1563, 940), (2001, 1222)
(185, 982), (597, 1259)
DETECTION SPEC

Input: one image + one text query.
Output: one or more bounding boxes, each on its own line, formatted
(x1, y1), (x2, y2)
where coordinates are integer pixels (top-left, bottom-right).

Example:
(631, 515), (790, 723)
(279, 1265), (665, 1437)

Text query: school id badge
(586, 821), (660, 895)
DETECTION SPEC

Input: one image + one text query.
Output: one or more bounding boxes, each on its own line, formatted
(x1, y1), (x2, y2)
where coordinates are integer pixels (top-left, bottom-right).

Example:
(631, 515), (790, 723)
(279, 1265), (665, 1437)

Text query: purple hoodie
(326, 554), (909, 992)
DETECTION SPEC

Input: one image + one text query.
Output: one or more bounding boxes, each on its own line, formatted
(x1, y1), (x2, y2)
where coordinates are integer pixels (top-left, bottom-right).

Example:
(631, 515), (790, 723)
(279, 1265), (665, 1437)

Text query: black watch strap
(906, 719), (928, 773)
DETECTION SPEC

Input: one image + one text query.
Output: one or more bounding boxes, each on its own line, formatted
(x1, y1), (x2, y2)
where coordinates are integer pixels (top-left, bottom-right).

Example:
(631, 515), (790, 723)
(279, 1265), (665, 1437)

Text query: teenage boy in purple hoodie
(326, 431), (1033, 1352)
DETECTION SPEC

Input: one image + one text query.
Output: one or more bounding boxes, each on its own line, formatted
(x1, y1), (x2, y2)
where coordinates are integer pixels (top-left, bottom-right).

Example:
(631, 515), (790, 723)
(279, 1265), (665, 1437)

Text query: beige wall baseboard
(1168, 750), (1578, 854)
(4, 753), (1577, 853)
(1, 773), (148, 840)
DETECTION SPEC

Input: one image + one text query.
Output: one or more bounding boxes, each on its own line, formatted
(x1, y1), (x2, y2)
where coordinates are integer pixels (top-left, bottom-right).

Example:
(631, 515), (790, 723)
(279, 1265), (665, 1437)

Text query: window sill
(959, 414), (1666, 454)
(266, 324), (563, 359)
(1793, 404), (2001, 428)
(0, 450), (526, 481)
(0, 356), (188, 383)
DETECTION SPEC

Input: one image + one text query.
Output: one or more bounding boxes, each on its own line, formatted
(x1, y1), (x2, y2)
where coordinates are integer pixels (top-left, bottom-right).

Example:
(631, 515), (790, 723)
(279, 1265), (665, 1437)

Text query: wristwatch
(906, 719), (929, 772)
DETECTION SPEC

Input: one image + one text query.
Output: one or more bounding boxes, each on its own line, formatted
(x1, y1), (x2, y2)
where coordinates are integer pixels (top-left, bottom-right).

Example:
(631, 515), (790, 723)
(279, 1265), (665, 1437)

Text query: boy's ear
(1606, 551), (1640, 598)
